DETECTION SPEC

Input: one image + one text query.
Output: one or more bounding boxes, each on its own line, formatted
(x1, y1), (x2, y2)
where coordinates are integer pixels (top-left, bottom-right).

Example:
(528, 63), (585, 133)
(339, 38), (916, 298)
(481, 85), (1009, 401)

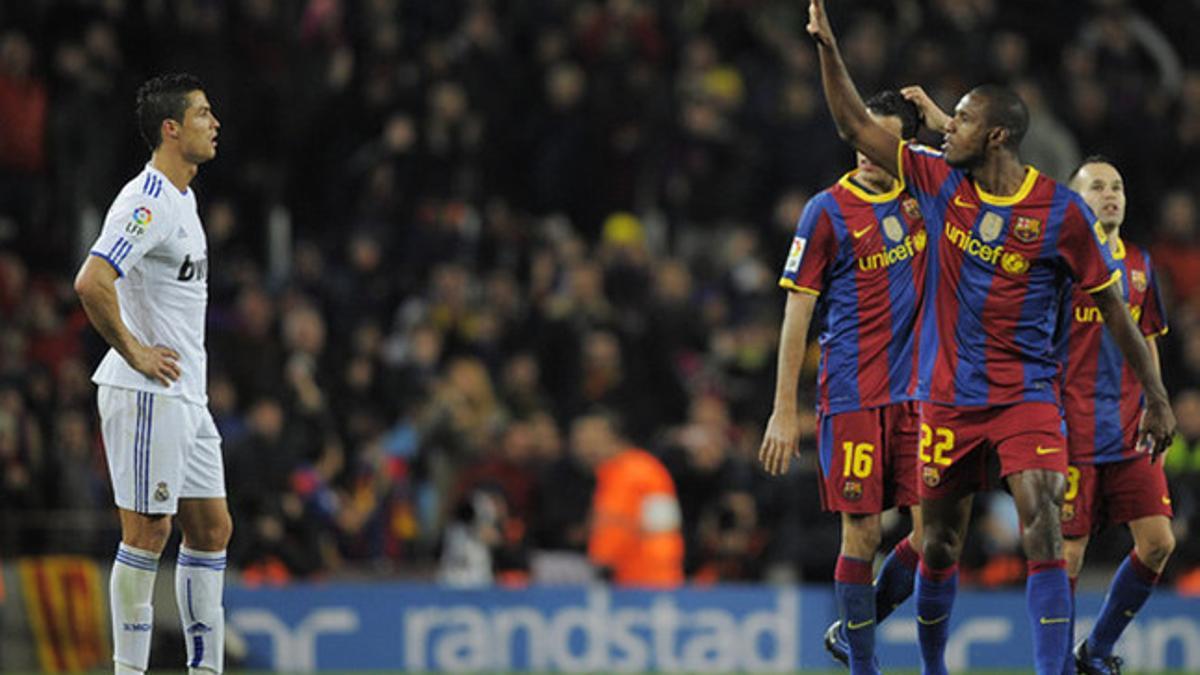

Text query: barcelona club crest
(902, 198), (922, 221)
(1131, 269), (1148, 293)
(843, 480), (863, 501)
(1061, 503), (1075, 522)
(922, 466), (941, 488)
(1013, 216), (1042, 243)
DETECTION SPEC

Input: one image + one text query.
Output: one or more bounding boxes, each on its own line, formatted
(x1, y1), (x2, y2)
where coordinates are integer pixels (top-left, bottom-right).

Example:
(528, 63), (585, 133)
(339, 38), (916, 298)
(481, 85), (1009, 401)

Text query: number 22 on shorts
(919, 424), (954, 466)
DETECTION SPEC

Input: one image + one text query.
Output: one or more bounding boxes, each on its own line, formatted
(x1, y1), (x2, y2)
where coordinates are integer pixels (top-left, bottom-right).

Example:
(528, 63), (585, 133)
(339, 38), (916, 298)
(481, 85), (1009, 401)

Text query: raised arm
(1091, 284), (1176, 459)
(807, 0), (901, 176)
(901, 85), (952, 134)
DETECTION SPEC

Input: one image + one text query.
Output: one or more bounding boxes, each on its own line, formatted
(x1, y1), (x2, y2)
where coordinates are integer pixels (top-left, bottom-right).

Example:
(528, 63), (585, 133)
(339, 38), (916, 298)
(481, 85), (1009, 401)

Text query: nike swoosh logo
(1040, 617), (1070, 625)
(852, 226), (873, 239)
(846, 619), (875, 630)
(1123, 610), (1137, 618)
(1035, 446), (1062, 455)
(917, 614), (948, 626)
(953, 195), (977, 209)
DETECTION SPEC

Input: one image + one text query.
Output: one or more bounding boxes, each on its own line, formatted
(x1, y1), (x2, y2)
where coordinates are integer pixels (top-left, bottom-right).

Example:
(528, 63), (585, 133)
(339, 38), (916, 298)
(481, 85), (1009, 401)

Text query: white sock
(111, 543), (160, 674)
(176, 546), (227, 674)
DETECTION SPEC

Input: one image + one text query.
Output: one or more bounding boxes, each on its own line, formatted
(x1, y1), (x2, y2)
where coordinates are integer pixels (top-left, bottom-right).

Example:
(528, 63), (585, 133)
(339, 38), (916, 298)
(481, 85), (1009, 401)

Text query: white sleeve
(89, 191), (170, 276)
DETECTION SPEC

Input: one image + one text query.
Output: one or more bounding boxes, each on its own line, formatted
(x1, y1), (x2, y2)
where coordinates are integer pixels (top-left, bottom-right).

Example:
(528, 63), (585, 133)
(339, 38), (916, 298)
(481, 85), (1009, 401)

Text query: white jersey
(89, 163), (209, 405)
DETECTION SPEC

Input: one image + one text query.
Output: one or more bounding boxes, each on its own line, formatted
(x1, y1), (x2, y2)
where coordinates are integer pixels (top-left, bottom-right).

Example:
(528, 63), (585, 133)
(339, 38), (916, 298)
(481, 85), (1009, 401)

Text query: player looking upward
(804, 2), (1176, 674)
(1058, 157), (1174, 675)
(759, 90), (926, 675)
(74, 73), (229, 675)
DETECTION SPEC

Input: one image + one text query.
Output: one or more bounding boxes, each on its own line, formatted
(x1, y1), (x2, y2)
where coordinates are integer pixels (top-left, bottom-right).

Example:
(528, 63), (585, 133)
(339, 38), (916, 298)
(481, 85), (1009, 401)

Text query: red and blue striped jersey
(1057, 242), (1168, 464)
(778, 171), (926, 415)
(897, 142), (1121, 407)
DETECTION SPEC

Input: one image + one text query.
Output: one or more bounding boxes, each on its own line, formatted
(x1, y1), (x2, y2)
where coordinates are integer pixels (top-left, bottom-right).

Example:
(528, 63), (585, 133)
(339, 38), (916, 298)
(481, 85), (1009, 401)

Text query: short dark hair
(135, 73), (204, 150)
(1069, 154), (1116, 185)
(865, 90), (920, 140)
(969, 84), (1029, 150)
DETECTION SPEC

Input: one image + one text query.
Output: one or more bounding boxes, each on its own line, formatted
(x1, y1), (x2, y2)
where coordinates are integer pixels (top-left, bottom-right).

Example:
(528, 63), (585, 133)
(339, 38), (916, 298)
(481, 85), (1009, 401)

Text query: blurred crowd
(2, 0), (1200, 589)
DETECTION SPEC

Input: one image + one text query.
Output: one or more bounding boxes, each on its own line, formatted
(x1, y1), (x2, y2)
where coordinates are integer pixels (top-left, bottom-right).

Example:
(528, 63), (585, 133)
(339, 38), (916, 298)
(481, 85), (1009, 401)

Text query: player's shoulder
(1121, 239), (1147, 258)
(796, 189), (837, 224)
(903, 141), (944, 159)
(1049, 184), (1096, 226)
(1122, 240), (1152, 267)
(109, 167), (173, 217)
(104, 168), (175, 237)
(1055, 178), (1090, 208)
(811, 183), (849, 210)
(117, 166), (170, 201)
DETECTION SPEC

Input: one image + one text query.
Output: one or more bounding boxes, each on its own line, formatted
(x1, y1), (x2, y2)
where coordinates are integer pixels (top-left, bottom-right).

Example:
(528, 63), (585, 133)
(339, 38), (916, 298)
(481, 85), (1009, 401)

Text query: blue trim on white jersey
(143, 174), (164, 198)
(89, 251), (125, 277)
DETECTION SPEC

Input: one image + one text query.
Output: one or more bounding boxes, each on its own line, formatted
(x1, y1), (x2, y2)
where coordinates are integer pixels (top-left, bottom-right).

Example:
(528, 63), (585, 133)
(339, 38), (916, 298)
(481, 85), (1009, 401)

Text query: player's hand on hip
(1137, 399), (1177, 463)
(901, 85), (952, 133)
(130, 343), (181, 386)
(807, 0), (835, 47)
(759, 409), (801, 476)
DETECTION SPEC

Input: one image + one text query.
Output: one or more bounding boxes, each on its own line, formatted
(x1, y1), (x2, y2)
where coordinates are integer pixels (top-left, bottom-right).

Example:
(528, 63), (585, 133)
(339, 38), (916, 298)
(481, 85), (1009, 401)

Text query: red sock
(1129, 550), (1160, 585)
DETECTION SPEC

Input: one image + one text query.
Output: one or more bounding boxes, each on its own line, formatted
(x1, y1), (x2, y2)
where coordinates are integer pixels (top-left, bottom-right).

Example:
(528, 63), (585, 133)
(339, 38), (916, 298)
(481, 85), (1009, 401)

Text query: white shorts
(98, 385), (225, 514)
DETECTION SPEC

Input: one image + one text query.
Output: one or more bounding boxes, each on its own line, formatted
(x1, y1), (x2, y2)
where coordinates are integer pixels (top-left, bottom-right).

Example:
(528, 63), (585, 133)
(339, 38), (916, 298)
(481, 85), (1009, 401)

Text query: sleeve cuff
(89, 250), (125, 277)
(1144, 326), (1169, 338)
(779, 278), (821, 296)
(1083, 269), (1121, 294)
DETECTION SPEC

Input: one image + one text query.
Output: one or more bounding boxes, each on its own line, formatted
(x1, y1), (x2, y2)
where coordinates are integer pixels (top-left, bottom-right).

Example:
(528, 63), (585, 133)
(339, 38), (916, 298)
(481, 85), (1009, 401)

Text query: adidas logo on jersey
(177, 254), (208, 282)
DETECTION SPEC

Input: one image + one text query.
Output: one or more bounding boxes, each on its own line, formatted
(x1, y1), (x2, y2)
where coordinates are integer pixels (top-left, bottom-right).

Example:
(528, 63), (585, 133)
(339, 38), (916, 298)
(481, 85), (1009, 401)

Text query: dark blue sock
(836, 556), (879, 675)
(1089, 552), (1158, 658)
(1027, 560), (1071, 675)
(875, 538), (919, 622)
(1062, 576), (1077, 675)
(916, 561), (956, 675)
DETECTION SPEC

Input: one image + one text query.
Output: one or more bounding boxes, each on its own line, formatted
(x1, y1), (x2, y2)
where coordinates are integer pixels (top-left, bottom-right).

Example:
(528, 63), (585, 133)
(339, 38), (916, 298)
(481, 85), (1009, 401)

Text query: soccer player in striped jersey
(759, 90), (926, 675)
(805, 2), (1176, 674)
(75, 74), (229, 675)
(1057, 158), (1174, 675)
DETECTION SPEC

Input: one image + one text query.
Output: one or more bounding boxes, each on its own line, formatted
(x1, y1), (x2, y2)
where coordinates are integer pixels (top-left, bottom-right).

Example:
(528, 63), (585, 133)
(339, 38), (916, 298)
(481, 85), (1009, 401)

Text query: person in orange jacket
(572, 410), (685, 587)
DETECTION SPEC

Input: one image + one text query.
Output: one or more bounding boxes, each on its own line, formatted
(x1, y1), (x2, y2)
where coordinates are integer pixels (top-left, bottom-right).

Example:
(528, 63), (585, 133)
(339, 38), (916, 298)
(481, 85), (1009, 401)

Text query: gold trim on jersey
(779, 278), (821, 295)
(1083, 270), (1123, 294)
(837, 170), (904, 203)
(975, 166), (1039, 206)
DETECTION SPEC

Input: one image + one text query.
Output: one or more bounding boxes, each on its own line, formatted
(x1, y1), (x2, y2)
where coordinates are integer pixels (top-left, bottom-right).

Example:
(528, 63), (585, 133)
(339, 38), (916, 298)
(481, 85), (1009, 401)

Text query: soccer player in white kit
(74, 73), (229, 675)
